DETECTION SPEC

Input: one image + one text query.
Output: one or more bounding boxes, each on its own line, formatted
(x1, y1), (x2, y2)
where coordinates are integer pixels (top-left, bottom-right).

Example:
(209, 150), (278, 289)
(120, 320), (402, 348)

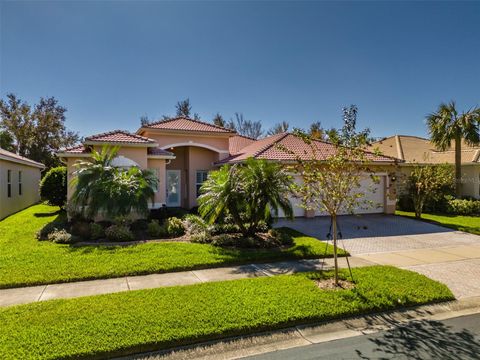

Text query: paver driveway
(276, 214), (480, 255)
(277, 214), (480, 299)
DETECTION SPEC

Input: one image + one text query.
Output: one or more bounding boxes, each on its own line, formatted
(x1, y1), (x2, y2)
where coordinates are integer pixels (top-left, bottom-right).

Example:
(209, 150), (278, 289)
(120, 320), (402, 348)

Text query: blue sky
(1, 1), (479, 139)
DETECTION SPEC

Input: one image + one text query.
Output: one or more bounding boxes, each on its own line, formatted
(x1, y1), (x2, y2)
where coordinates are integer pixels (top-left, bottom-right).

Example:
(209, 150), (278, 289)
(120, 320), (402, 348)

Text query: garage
(277, 174), (386, 218)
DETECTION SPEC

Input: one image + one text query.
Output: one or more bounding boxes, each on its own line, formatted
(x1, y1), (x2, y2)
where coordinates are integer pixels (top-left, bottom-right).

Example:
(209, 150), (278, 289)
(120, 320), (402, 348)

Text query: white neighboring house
(0, 148), (45, 220)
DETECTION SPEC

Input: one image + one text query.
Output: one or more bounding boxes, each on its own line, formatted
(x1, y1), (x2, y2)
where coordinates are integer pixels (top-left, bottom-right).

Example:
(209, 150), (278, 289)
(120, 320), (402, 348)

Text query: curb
(118, 296), (480, 360)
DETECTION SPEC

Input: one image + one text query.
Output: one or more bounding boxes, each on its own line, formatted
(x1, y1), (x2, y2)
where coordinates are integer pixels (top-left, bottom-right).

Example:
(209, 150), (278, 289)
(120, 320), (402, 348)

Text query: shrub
(209, 223), (240, 235)
(190, 231), (211, 244)
(147, 220), (167, 238)
(268, 228), (294, 246)
(36, 222), (59, 241)
(166, 217), (185, 237)
(48, 229), (74, 244)
(70, 221), (91, 239)
(105, 224), (135, 242)
(39, 166), (67, 207)
(447, 198), (480, 215)
(183, 214), (208, 235)
(90, 223), (105, 240)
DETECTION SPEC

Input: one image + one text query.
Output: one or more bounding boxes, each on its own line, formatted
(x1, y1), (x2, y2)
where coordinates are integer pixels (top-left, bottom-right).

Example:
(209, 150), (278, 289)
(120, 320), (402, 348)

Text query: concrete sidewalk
(0, 257), (373, 308)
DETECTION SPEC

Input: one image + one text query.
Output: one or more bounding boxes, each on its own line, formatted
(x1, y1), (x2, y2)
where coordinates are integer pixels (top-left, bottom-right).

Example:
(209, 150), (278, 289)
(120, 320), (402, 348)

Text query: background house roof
(84, 130), (157, 145)
(218, 133), (398, 164)
(0, 148), (45, 168)
(228, 134), (256, 155)
(141, 117), (235, 134)
(371, 135), (480, 164)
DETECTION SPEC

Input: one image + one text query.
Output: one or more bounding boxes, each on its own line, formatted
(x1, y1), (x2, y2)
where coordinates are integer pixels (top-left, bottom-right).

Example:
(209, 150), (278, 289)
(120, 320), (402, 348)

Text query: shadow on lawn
(34, 210), (63, 217)
(355, 318), (480, 360)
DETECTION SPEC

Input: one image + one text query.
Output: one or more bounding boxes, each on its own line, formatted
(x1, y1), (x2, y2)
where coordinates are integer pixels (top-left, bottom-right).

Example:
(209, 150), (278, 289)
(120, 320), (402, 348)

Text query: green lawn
(396, 211), (480, 235)
(0, 266), (453, 360)
(0, 204), (344, 289)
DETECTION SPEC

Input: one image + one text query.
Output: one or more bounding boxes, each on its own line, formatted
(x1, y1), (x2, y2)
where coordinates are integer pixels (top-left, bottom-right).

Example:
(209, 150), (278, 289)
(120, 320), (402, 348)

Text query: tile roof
(0, 148), (44, 168)
(148, 147), (175, 157)
(229, 134), (256, 155)
(85, 130), (157, 145)
(143, 117), (235, 134)
(218, 133), (397, 165)
(371, 135), (480, 164)
(60, 145), (89, 154)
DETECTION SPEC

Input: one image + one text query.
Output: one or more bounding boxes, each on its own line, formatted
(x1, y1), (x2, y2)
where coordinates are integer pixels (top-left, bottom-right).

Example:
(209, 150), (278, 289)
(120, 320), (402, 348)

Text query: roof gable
(142, 117), (235, 134)
(84, 130), (157, 146)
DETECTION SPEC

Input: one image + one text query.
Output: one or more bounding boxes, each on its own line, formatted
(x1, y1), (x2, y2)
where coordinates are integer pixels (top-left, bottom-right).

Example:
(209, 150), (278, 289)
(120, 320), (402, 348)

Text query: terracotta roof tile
(217, 133), (397, 165)
(0, 148), (44, 168)
(148, 147), (175, 156)
(61, 145), (89, 154)
(144, 117), (235, 133)
(85, 130), (156, 144)
(229, 134), (256, 155)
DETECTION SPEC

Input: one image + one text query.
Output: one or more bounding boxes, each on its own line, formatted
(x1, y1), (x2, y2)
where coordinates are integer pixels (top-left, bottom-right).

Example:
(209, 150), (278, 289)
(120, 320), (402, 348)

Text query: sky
(1, 1), (479, 139)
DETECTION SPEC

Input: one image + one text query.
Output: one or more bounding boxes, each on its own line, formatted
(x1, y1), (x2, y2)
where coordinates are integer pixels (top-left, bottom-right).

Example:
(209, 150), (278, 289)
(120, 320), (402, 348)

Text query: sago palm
(426, 101), (480, 197)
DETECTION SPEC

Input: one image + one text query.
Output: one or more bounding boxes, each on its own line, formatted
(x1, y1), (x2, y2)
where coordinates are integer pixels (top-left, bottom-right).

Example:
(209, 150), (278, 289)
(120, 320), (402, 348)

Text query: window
(18, 171), (22, 196)
(7, 170), (11, 198)
(196, 171), (208, 197)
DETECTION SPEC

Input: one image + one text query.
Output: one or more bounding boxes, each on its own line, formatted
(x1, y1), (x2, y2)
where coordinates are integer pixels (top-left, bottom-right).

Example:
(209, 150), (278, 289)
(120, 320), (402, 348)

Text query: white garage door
(277, 175), (385, 218)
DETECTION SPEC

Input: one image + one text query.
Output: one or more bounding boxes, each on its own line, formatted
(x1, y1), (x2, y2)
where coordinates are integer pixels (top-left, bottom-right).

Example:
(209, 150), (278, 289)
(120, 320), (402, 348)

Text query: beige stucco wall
(0, 159), (42, 220)
(165, 146), (219, 208)
(462, 166), (480, 199)
(142, 131), (230, 156)
(146, 158), (167, 206)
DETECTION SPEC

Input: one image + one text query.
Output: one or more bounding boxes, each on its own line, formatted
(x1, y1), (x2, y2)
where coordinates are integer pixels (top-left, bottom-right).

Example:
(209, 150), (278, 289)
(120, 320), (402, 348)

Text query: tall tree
(267, 121), (289, 135)
(0, 130), (14, 152)
(0, 93), (79, 168)
(228, 113), (264, 139)
(309, 121), (325, 140)
(140, 114), (151, 126)
(212, 113), (225, 127)
(0, 94), (33, 156)
(341, 105), (371, 146)
(175, 98), (192, 118)
(427, 101), (480, 197)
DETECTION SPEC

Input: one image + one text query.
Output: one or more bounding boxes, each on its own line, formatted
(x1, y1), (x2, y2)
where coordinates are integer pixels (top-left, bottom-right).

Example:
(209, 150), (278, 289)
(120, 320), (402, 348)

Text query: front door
(166, 170), (181, 207)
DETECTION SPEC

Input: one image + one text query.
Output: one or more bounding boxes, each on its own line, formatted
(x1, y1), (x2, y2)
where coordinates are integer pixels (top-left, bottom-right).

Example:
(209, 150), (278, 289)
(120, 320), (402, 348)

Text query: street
(245, 313), (480, 360)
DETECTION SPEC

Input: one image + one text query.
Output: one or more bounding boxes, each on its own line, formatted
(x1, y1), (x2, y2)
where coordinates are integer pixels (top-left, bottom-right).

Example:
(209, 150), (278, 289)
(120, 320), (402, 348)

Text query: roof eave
(0, 154), (45, 169)
(83, 140), (158, 147)
(137, 127), (235, 137)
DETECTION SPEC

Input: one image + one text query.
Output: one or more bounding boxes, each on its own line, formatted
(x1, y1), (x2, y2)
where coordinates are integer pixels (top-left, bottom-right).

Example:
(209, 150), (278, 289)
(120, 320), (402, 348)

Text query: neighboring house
(371, 135), (480, 199)
(58, 117), (400, 217)
(0, 148), (44, 220)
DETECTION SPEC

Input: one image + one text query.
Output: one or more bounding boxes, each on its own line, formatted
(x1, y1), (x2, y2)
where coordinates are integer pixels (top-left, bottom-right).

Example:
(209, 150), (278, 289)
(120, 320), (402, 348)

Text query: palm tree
(71, 146), (157, 220)
(198, 159), (293, 236)
(427, 102), (480, 197)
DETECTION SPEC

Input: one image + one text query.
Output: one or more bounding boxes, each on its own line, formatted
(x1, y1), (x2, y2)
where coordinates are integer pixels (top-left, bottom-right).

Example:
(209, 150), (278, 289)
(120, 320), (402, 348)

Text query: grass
(0, 266), (453, 360)
(396, 210), (480, 235)
(0, 204), (345, 289)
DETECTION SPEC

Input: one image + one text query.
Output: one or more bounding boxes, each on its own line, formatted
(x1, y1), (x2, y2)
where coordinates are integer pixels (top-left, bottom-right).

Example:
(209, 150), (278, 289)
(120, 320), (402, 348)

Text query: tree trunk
(455, 135), (462, 198)
(332, 214), (339, 286)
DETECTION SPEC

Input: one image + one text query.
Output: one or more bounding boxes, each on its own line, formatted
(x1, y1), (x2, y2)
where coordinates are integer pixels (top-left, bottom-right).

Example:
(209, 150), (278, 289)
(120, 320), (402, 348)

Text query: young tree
(427, 101), (480, 197)
(267, 121), (289, 135)
(175, 98), (192, 118)
(213, 113), (225, 127)
(140, 114), (151, 126)
(228, 113), (264, 139)
(408, 164), (455, 218)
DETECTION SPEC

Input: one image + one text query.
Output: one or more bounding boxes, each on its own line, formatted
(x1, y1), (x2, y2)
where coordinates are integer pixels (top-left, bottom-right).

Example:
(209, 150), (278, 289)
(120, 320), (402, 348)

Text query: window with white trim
(196, 170), (208, 197)
(7, 170), (11, 198)
(18, 171), (22, 196)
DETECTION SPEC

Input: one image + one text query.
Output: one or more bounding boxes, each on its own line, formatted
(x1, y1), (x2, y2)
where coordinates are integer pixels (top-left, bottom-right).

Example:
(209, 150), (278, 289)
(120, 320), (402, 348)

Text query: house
(58, 117), (400, 217)
(0, 148), (44, 220)
(371, 135), (480, 199)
